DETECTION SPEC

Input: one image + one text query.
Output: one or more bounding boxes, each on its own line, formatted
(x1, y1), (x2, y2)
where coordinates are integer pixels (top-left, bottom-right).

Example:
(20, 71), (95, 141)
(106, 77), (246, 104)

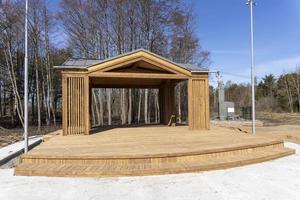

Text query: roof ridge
(69, 57), (102, 60)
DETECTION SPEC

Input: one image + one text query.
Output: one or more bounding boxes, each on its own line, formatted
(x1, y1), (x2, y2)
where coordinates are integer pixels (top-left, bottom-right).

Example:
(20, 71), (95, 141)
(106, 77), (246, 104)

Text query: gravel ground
(0, 142), (299, 200)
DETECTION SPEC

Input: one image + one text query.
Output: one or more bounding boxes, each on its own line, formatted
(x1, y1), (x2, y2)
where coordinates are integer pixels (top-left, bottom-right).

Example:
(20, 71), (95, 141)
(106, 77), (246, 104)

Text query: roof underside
(55, 49), (208, 73)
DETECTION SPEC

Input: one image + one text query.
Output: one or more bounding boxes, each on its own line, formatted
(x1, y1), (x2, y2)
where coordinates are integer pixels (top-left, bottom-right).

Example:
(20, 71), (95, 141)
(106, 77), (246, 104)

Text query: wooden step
(19, 140), (285, 165)
(15, 147), (295, 177)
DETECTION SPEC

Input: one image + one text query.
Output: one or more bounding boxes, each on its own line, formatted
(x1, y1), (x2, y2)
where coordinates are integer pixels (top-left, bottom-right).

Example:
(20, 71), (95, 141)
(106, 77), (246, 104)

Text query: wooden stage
(15, 125), (295, 177)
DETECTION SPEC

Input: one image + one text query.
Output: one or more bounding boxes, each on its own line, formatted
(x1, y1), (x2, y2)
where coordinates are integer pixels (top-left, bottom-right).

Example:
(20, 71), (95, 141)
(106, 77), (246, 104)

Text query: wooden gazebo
(17, 50), (294, 177)
(55, 49), (209, 135)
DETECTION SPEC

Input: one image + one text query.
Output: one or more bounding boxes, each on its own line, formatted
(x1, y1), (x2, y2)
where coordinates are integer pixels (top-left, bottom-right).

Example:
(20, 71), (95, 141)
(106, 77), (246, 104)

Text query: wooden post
(188, 77), (210, 130)
(160, 81), (175, 125)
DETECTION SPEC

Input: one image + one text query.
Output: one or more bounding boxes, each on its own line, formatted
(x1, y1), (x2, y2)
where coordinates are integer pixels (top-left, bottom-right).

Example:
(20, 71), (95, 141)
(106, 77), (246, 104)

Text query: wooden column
(160, 81), (176, 125)
(188, 77), (210, 130)
(61, 74), (87, 135)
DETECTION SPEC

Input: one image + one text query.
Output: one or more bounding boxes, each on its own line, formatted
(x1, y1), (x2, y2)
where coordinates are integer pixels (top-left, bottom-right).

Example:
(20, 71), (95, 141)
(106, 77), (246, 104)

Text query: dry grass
(0, 126), (60, 148)
(256, 112), (300, 126)
(213, 112), (300, 144)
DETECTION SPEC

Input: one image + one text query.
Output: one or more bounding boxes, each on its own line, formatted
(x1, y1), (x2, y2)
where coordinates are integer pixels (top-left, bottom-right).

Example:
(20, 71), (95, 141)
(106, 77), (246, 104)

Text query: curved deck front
(15, 125), (295, 177)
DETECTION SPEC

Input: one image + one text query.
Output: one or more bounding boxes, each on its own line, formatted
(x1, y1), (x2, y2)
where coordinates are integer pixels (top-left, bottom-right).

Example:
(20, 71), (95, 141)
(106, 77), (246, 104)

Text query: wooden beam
(87, 51), (192, 76)
(89, 72), (188, 79)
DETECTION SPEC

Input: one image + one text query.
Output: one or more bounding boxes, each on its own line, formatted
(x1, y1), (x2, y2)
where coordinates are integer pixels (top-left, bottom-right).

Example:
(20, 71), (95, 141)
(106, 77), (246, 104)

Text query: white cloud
(209, 55), (300, 87)
(212, 50), (248, 55)
(255, 56), (300, 77)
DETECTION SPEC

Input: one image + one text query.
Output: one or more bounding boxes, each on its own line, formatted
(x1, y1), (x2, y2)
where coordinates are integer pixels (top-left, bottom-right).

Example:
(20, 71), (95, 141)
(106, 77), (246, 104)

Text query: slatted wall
(62, 75), (87, 135)
(188, 78), (210, 130)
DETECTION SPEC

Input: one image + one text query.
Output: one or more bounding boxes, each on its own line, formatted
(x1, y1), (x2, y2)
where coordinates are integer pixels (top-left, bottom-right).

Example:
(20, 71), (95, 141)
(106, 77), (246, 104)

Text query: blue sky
(49, 0), (300, 85)
(189, 0), (300, 85)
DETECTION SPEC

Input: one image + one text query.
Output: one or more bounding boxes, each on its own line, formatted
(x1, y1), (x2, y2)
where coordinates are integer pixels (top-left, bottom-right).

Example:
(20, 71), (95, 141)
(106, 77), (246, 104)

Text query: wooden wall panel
(62, 76), (86, 135)
(188, 78), (210, 130)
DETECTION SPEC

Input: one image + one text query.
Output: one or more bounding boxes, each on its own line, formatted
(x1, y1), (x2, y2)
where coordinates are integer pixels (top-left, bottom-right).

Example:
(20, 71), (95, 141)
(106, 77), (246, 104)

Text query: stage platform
(15, 125), (295, 177)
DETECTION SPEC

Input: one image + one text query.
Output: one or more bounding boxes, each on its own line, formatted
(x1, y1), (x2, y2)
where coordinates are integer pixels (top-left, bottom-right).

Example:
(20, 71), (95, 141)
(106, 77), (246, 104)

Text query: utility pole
(247, 0), (256, 135)
(209, 70), (223, 120)
(24, 0), (29, 152)
(216, 71), (222, 120)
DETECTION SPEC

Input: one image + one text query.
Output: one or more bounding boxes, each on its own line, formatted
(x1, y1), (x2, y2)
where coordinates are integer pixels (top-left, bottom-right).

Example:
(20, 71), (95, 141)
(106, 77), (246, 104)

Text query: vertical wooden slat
(84, 76), (90, 135)
(62, 75), (68, 136)
(81, 77), (84, 134)
(79, 77), (82, 134)
(81, 77), (83, 134)
(70, 77), (73, 135)
(65, 76), (86, 135)
(206, 78), (210, 129)
(188, 79), (192, 130)
(68, 77), (71, 135)
(76, 77), (79, 134)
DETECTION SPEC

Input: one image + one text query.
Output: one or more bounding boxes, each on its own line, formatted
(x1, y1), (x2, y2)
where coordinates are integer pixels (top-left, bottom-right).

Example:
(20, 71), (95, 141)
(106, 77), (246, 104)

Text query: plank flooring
(15, 125), (295, 177)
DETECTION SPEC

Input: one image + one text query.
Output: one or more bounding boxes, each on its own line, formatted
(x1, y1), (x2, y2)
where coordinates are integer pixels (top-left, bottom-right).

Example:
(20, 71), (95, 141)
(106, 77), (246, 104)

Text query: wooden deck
(15, 125), (295, 177)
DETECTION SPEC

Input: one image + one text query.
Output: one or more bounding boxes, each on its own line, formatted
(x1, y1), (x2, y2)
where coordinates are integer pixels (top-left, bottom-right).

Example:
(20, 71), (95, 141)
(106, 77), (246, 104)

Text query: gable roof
(54, 49), (208, 73)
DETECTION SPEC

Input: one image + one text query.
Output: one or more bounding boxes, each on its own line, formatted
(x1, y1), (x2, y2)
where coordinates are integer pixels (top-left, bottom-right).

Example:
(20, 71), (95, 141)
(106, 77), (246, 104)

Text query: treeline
(0, 1), (71, 130)
(0, 0), (209, 129)
(256, 72), (300, 112)
(209, 71), (300, 117)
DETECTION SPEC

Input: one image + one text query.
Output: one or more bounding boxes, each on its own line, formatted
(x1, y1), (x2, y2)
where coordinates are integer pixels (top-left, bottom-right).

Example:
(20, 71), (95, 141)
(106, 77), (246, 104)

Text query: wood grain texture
(15, 126), (295, 177)
(188, 77), (210, 130)
(62, 76), (86, 135)
(60, 50), (210, 135)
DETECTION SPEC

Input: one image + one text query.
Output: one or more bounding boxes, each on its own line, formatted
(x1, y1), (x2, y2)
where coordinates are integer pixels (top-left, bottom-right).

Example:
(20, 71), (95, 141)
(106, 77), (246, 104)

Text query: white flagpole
(247, 0), (256, 135)
(24, 0), (29, 152)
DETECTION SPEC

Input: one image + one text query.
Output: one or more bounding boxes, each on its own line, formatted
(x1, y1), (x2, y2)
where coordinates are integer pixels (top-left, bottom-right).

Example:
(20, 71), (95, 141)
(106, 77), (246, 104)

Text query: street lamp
(246, 0), (256, 135)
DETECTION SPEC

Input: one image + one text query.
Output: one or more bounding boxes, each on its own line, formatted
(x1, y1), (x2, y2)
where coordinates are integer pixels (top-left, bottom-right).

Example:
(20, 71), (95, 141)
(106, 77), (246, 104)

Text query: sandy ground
(212, 111), (300, 144)
(0, 142), (298, 200)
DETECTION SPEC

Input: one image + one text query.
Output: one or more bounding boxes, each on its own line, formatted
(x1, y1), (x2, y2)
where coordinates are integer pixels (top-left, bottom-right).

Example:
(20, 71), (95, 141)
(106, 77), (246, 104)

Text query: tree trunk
(92, 90), (100, 126)
(137, 89), (142, 123)
(144, 89), (148, 124)
(127, 88), (132, 124)
(155, 91), (160, 123)
(97, 89), (104, 126)
(35, 55), (41, 132)
(120, 88), (126, 125)
(106, 88), (112, 125)
(285, 77), (294, 113)
(178, 84), (182, 123)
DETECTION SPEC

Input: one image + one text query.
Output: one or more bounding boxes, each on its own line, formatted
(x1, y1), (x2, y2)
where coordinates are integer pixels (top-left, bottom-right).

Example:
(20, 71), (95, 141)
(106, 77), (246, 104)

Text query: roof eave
(53, 66), (87, 69)
(191, 70), (209, 73)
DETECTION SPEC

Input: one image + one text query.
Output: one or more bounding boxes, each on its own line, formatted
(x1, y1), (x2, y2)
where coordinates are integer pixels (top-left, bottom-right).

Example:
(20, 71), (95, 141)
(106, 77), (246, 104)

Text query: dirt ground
(256, 112), (300, 126)
(0, 126), (60, 148)
(213, 111), (300, 144)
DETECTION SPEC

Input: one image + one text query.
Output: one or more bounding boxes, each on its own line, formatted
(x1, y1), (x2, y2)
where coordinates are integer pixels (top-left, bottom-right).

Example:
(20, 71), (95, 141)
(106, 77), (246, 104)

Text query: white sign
(228, 107), (235, 113)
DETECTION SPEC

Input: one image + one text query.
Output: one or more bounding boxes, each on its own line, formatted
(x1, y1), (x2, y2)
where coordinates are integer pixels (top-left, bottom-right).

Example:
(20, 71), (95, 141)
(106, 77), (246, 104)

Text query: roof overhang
(54, 49), (209, 77)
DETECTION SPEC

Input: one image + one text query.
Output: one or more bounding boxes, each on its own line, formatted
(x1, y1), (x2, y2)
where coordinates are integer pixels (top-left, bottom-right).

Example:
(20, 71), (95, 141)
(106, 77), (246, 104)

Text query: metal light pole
(247, 0), (256, 135)
(24, 0), (29, 152)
